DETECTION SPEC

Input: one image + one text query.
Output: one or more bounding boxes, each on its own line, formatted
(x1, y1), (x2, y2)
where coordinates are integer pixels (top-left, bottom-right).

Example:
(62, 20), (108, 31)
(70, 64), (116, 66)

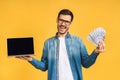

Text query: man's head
(57, 9), (74, 22)
(57, 9), (74, 37)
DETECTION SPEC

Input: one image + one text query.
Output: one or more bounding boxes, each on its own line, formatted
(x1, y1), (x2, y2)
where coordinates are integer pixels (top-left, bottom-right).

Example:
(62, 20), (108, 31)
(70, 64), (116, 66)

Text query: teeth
(60, 26), (66, 29)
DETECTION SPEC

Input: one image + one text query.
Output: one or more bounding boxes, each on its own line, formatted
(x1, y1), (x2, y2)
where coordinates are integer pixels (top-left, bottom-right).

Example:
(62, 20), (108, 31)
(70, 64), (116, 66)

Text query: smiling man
(17, 9), (106, 80)
(57, 12), (72, 36)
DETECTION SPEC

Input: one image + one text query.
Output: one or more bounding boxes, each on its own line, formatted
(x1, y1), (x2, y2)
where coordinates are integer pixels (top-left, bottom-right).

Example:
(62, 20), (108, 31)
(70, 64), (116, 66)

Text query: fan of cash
(87, 27), (106, 46)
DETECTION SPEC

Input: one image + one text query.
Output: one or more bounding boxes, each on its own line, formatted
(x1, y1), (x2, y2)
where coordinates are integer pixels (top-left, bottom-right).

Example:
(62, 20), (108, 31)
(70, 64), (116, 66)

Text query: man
(18, 9), (106, 80)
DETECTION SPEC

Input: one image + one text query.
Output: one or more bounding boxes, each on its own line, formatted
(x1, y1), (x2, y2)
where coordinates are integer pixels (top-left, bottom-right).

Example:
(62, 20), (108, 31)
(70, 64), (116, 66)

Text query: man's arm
(81, 40), (106, 68)
(16, 56), (47, 71)
(16, 41), (48, 71)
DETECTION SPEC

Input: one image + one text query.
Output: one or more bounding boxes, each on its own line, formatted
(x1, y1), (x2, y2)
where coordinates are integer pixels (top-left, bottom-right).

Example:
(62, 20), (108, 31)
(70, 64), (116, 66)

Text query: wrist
(94, 49), (100, 54)
(28, 58), (32, 61)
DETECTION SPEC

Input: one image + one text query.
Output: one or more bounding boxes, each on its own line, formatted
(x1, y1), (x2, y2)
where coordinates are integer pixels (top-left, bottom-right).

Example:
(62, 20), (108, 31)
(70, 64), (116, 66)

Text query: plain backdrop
(0, 0), (120, 80)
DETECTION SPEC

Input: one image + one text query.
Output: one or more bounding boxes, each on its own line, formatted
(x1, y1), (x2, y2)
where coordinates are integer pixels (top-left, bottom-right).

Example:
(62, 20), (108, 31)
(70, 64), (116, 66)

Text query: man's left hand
(94, 40), (106, 53)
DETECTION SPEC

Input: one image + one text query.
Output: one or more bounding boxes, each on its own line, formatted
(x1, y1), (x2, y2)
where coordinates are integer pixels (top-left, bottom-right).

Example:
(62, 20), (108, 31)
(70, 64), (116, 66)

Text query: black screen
(7, 37), (34, 56)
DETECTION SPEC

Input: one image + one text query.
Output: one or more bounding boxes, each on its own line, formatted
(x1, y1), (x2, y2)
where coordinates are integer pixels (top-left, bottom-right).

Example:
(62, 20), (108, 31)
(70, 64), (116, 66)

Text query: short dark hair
(57, 9), (74, 22)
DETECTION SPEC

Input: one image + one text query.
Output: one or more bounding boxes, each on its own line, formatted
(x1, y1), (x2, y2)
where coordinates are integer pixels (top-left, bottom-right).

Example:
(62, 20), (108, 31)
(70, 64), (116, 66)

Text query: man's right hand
(16, 56), (32, 61)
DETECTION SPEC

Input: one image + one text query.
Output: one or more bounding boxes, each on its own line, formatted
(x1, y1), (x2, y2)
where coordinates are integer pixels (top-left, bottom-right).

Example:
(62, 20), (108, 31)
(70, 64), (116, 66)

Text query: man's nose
(61, 21), (66, 26)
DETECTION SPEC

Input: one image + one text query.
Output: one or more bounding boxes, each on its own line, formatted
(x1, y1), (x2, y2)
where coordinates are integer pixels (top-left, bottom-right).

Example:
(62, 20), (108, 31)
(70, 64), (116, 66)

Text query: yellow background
(0, 0), (120, 80)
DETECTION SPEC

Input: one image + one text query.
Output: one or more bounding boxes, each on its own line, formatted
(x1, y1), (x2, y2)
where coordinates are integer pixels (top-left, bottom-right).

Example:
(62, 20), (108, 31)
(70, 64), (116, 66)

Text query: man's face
(57, 14), (72, 35)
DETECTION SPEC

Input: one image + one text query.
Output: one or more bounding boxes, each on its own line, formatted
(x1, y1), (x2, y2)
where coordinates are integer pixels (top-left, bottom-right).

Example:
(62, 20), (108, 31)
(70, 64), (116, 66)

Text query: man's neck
(58, 32), (67, 38)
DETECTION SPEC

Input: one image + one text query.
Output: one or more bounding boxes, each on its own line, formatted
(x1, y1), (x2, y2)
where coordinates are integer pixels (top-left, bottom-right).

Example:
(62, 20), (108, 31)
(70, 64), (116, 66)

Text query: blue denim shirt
(29, 33), (99, 80)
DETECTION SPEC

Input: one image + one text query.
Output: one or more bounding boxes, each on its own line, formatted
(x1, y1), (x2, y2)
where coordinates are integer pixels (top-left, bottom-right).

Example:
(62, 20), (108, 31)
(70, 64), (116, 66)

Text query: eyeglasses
(58, 19), (71, 25)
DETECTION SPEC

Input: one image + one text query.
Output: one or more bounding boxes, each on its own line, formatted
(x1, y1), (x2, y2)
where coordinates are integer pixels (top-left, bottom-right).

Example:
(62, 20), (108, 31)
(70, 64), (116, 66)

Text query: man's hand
(94, 40), (106, 53)
(16, 56), (32, 61)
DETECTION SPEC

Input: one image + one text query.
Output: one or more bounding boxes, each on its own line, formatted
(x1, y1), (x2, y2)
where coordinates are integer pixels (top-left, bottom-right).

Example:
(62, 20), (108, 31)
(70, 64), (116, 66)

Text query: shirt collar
(55, 32), (71, 39)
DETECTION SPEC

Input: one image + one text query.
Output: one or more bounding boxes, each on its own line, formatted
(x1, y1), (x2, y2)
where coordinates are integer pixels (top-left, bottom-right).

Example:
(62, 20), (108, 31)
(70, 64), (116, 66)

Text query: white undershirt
(58, 37), (74, 80)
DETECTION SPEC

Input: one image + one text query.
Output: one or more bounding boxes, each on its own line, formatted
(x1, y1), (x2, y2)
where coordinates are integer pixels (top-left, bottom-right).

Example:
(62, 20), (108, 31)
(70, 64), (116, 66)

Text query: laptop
(7, 37), (34, 56)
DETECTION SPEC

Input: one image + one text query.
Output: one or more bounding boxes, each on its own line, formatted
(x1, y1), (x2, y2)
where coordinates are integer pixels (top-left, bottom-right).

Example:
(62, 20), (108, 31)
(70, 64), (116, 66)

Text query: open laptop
(7, 37), (34, 56)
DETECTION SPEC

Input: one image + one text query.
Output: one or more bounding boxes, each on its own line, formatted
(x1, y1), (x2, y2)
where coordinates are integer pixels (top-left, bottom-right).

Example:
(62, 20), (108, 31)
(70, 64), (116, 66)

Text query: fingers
(95, 40), (106, 53)
(15, 56), (32, 61)
(16, 56), (26, 60)
(97, 40), (106, 52)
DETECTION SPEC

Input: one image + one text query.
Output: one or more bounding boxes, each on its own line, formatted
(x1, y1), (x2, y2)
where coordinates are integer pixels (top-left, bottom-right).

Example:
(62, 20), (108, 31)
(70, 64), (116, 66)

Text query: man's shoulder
(71, 34), (82, 41)
(44, 36), (56, 43)
(70, 35), (84, 46)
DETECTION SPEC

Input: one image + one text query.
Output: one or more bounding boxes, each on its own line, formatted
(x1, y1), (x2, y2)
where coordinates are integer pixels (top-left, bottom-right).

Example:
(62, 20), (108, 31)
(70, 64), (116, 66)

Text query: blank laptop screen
(7, 37), (34, 56)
